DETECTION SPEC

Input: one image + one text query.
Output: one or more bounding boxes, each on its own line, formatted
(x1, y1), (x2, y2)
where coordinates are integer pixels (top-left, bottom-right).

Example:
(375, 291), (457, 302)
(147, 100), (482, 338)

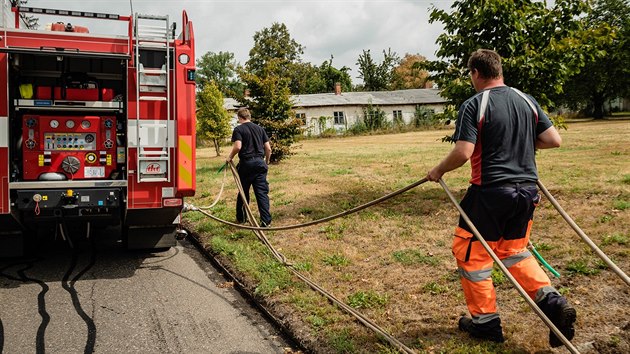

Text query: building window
(393, 110), (403, 125)
(333, 111), (345, 125)
(296, 113), (306, 125)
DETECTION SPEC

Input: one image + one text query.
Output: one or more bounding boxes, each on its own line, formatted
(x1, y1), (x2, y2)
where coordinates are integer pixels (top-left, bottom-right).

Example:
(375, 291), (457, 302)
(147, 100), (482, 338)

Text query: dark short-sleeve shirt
(231, 122), (269, 159)
(453, 86), (554, 185)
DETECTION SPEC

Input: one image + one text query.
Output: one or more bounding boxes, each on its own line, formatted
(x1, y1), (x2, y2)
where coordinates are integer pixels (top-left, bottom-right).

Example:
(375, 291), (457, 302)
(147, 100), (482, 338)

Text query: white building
(224, 86), (448, 136)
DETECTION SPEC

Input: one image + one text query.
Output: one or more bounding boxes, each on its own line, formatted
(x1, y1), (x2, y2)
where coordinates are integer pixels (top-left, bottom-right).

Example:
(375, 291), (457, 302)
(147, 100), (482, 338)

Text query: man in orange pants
(427, 49), (576, 347)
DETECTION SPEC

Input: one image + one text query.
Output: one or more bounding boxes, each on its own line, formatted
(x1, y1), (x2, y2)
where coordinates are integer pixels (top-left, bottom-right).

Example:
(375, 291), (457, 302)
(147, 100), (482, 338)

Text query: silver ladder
(134, 13), (171, 183)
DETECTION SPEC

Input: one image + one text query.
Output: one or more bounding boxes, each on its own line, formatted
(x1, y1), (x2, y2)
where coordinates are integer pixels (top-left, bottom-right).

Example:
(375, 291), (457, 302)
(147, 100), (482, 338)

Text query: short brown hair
(468, 49), (502, 79)
(237, 107), (251, 120)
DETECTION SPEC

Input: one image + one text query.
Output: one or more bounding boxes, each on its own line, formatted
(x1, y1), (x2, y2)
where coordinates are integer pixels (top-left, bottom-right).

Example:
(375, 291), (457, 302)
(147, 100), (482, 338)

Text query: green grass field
(184, 120), (630, 353)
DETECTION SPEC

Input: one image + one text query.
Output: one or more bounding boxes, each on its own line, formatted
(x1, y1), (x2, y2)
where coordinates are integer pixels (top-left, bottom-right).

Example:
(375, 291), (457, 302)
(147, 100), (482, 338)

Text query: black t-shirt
(231, 122), (269, 159)
(453, 86), (553, 185)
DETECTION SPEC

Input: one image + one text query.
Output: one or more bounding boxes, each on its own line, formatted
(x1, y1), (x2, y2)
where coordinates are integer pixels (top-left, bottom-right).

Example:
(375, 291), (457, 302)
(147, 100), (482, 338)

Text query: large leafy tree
(245, 22), (308, 95)
(559, 0), (630, 118)
(391, 53), (432, 90)
(246, 22), (304, 75)
(423, 0), (598, 109)
(239, 61), (302, 162)
(195, 51), (244, 98)
(196, 81), (232, 156)
(240, 23), (304, 162)
(356, 49), (400, 91)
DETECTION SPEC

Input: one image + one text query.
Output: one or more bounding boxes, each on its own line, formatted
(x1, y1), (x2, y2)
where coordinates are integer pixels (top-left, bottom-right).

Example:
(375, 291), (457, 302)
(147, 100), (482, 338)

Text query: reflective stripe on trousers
(453, 227), (552, 321)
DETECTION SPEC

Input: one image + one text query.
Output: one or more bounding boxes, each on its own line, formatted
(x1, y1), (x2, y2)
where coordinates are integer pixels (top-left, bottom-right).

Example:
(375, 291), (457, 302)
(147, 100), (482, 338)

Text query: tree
(318, 56), (353, 93)
(356, 49), (399, 91)
(196, 51), (244, 98)
(422, 0), (599, 109)
(245, 22), (306, 92)
(238, 23), (308, 161)
(239, 60), (302, 162)
(559, 0), (630, 118)
(196, 81), (231, 156)
(292, 57), (353, 94)
(391, 53), (432, 90)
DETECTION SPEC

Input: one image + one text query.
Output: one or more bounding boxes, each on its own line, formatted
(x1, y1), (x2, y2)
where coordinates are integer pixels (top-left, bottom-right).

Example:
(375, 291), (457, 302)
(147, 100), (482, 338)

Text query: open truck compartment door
(0, 2), (196, 256)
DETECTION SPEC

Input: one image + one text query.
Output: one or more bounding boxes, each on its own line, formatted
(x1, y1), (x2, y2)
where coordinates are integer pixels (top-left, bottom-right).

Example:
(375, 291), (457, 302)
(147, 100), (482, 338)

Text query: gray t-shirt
(453, 86), (553, 185)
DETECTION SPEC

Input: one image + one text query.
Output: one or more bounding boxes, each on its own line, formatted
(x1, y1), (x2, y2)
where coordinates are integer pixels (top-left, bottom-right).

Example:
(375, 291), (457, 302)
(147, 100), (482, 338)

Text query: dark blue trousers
(235, 158), (271, 225)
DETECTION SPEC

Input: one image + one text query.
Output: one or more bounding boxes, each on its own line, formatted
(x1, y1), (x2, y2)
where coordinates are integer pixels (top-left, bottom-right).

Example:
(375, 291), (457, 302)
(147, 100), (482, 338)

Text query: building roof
(223, 88), (448, 111)
(292, 88), (447, 108)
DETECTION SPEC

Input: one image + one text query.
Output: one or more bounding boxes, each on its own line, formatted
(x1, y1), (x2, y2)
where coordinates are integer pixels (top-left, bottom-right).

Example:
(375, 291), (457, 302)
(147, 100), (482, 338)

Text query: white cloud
(24, 0), (456, 84)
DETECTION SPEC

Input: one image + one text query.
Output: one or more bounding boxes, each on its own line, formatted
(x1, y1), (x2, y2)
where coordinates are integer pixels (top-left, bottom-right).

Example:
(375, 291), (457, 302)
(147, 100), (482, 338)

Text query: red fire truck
(0, 2), (197, 256)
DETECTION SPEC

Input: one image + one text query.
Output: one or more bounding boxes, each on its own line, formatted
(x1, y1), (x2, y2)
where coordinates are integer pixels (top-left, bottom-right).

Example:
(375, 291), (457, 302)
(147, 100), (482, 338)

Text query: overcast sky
(24, 0), (456, 84)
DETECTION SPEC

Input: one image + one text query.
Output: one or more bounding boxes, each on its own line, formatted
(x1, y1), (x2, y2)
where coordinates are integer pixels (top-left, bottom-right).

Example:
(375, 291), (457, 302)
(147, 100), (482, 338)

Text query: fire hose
(225, 161), (416, 353)
(185, 162), (629, 353)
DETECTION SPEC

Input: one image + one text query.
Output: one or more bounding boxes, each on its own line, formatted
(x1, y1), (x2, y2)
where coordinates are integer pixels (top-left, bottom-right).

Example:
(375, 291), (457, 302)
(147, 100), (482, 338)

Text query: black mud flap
(125, 225), (177, 250)
(0, 231), (24, 258)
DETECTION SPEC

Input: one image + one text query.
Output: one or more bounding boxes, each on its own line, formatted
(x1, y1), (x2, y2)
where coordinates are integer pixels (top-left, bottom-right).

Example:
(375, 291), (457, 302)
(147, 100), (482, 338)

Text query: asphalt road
(0, 228), (293, 353)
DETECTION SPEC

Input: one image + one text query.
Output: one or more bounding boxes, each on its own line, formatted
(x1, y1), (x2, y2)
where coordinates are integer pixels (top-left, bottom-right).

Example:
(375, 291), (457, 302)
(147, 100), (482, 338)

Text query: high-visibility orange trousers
(453, 225), (552, 319)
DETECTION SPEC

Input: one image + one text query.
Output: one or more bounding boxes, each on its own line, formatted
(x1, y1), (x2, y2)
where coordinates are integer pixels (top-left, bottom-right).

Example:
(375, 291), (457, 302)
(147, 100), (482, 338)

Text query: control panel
(22, 115), (119, 180)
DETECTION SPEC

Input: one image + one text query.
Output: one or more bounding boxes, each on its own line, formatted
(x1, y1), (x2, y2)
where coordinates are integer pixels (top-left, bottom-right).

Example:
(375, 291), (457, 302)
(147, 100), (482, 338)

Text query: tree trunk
(592, 93), (605, 120)
(213, 139), (221, 156)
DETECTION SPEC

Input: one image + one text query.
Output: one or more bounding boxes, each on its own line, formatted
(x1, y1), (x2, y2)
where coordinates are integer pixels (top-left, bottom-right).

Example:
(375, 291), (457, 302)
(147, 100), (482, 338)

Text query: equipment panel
(22, 115), (118, 180)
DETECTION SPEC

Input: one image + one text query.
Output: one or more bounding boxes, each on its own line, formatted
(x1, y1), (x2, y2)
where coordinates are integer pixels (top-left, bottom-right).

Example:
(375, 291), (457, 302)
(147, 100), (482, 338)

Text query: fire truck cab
(0, 2), (197, 256)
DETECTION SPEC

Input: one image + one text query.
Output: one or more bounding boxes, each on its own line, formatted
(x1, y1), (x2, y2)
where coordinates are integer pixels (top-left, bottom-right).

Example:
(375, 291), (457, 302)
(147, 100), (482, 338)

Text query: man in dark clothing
(427, 49), (575, 347)
(227, 108), (272, 227)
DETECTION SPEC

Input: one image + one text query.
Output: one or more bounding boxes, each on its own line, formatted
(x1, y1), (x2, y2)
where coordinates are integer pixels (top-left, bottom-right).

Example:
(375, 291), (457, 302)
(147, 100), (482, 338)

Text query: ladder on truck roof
(134, 13), (172, 183)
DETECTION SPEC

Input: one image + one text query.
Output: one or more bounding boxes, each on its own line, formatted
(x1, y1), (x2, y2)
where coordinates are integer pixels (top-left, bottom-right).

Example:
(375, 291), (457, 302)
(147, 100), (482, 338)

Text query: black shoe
(549, 302), (577, 348)
(537, 293), (577, 348)
(458, 316), (505, 343)
(260, 220), (272, 228)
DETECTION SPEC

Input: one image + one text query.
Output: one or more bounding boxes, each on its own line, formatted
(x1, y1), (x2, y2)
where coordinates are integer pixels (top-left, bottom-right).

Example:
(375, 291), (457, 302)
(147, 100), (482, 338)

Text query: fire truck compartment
(8, 52), (127, 184)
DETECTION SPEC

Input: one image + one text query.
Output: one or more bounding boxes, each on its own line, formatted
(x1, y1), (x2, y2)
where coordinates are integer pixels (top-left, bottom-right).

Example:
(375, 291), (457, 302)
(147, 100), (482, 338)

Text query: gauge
(81, 120), (91, 129)
(85, 134), (95, 143)
(50, 120), (59, 128)
(66, 120), (75, 128)
(104, 119), (113, 128)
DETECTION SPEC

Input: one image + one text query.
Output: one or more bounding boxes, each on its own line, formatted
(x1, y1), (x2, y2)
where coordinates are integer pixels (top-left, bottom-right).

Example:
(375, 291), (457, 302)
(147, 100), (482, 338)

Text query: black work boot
(536, 293), (577, 348)
(458, 316), (505, 343)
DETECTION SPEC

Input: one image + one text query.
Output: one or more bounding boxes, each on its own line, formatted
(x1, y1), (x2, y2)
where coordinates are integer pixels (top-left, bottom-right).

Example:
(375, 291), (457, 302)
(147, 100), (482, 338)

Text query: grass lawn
(184, 120), (630, 353)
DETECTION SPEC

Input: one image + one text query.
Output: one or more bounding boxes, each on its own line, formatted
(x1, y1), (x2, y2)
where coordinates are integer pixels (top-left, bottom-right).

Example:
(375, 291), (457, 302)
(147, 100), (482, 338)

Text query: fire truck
(0, 2), (197, 256)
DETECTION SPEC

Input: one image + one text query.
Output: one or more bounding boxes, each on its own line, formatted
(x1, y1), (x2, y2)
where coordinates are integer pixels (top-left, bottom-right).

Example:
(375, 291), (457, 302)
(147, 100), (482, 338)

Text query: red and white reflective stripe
(478, 90), (490, 123)
(0, 117), (8, 148)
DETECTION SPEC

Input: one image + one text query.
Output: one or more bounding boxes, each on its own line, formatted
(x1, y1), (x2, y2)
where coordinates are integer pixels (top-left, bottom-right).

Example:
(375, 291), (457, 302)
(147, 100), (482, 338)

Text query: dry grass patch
(185, 120), (630, 353)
